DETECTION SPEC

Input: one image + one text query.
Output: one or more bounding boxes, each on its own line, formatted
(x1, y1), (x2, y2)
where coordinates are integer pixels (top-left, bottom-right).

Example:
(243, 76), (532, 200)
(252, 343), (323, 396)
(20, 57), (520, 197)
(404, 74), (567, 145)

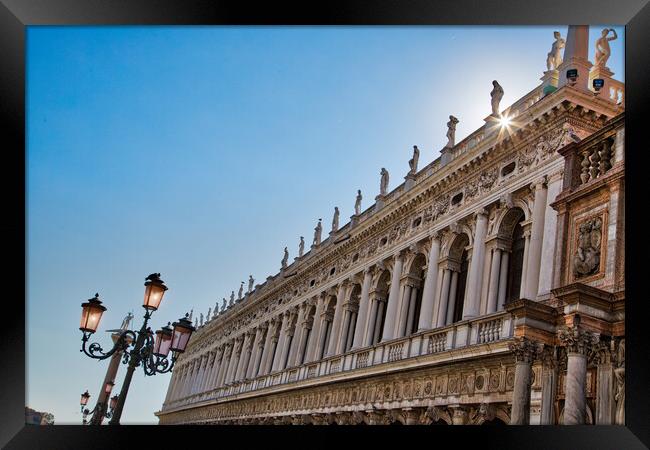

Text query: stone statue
(546, 31), (565, 71)
(298, 236), (305, 257)
(380, 168), (389, 196)
(408, 145), (420, 175)
(354, 190), (362, 215)
(194, 318), (198, 328)
(331, 207), (340, 232)
(595, 28), (617, 68)
(199, 313), (204, 326)
(248, 275), (254, 293)
(189, 309), (193, 321)
(119, 311), (134, 331)
(490, 80), (504, 117)
(573, 217), (602, 278)
(446, 115), (459, 148)
(221, 298), (226, 312)
(229, 291), (235, 306)
(214, 301), (219, 317)
(281, 247), (289, 269)
(313, 219), (322, 246)
(238, 282), (244, 300)
(614, 339), (625, 425)
(207, 307), (211, 321)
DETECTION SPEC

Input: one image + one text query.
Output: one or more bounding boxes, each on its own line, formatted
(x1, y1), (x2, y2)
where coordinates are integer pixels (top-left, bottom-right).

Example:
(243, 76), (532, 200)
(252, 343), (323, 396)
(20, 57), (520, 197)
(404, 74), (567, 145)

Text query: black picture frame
(2, 0), (648, 448)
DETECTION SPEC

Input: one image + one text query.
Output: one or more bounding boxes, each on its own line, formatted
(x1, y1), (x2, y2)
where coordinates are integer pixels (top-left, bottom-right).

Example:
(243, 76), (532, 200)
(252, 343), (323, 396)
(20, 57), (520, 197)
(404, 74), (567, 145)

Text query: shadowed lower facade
(156, 26), (625, 425)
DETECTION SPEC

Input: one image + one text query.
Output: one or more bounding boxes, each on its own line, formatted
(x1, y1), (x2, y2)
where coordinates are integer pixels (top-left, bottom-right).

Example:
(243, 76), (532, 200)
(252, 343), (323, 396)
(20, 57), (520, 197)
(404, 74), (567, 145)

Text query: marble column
(373, 299), (386, 344)
(259, 320), (276, 375)
(337, 310), (352, 354)
(246, 328), (263, 379)
(405, 285), (419, 335)
(279, 315), (296, 370)
(216, 345), (231, 387)
(509, 338), (539, 424)
(272, 313), (290, 372)
(540, 348), (558, 425)
(463, 208), (488, 319)
(559, 325), (597, 425)
(305, 296), (324, 363)
(235, 332), (253, 381)
(364, 295), (379, 346)
(445, 271), (459, 325)
(486, 247), (502, 314)
(382, 251), (405, 341)
(435, 269), (451, 327)
(397, 282), (412, 337)
(225, 339), (242, 384)
(208, 347), (224, 389)
(519, 230), (531, 299)
(352, 268), (374, 349)
(524, 178), (548, 300)
(497, 251), (509, 310)
(293, 320), (311, 366)
(327, 282), (350, 356)
(418, 232), (441, 331)
(345, 311), (357, 352)
(431, 266), (444, 326)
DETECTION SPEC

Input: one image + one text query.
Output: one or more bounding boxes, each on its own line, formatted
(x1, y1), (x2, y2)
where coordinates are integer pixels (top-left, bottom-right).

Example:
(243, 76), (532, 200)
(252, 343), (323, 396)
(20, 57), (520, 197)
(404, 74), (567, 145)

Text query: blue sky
(26, 26), (624, 424)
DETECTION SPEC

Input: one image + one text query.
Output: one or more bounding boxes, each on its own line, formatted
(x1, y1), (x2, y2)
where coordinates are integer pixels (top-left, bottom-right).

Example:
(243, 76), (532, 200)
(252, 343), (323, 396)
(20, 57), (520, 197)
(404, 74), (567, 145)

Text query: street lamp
(78, 273), (195, 425)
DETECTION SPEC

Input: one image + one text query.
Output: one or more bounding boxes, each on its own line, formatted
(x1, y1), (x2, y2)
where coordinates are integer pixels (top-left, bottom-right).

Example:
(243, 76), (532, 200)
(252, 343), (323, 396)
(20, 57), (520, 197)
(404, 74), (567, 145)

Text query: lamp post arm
(108, 310), (152, 425)
(80, 329), (135, 360)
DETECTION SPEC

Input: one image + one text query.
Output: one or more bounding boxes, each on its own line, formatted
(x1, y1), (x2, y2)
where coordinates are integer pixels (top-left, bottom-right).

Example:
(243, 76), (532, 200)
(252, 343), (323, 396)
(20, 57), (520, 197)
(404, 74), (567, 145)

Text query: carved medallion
(573, 216), (603, 278)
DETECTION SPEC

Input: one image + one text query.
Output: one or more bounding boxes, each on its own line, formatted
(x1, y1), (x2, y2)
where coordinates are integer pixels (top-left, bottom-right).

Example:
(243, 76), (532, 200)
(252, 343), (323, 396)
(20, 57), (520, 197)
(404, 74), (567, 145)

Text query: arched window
(506, 219), (525, 304)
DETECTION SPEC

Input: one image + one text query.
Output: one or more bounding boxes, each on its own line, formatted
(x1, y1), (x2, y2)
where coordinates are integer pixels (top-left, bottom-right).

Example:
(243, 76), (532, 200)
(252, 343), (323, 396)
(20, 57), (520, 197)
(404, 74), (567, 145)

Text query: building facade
(156, 26), (625, 425)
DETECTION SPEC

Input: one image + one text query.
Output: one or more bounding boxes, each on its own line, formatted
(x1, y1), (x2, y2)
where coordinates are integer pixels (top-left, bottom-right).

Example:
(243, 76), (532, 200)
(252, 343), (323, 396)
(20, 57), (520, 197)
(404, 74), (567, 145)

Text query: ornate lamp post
(78, 273), (195, 425)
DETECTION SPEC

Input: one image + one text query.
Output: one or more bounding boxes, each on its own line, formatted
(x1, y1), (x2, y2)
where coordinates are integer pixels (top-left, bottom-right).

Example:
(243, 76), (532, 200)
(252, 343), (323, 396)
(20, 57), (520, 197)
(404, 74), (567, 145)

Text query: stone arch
(447, 233), (470, 262)
(372, 268), (391, 292)
(496, 207), (526, 239)
(407, 252), (427, 276)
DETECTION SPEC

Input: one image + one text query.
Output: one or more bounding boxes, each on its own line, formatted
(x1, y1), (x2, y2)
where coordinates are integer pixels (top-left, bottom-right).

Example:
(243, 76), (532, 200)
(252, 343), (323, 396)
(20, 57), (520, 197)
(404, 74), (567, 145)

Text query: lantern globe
(154, 323), (173, 357)
(104, 381), (115, 395)
(170, 313), (195, 353)
(80, 390), (91, 406)
(143, 273), (168, 311)
(109, 395), (119, 410)
(79, 294), (107, 333)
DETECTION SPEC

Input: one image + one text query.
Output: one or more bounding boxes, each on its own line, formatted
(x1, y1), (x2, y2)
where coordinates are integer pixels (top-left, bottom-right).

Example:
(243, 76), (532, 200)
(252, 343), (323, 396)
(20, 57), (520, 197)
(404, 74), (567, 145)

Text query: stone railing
(162, 311), (513, 411)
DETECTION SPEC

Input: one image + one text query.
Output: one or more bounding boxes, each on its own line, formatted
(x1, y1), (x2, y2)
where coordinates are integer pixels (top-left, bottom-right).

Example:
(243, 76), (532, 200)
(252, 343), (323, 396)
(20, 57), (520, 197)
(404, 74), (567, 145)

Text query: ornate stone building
(156, 26), (625, 425)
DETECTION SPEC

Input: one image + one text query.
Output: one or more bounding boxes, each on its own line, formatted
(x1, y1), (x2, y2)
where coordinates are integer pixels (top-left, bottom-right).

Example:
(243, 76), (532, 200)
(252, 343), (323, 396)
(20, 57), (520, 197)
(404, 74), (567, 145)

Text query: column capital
(508, 337), (543, 363)
(530, 175), (548, 192)
(430, 229), (443, 242)
(475, 207), (489, 219)
(558, 322), (600, 356)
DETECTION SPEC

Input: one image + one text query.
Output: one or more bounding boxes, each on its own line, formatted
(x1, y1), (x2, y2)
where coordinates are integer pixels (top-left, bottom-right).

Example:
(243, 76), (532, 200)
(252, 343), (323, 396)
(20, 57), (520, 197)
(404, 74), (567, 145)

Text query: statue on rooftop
(199, 313), (204, 326)
(595, 28), (617, 68)
(119, 311), (134, 331)
(354, 190), (362, 216)
(214, 301), (219, 317)
(313, 219), (322, 246)
(380, 168), (389, 196)
(490, 80), (504, 117)
(446, 115), (459, 148)
(331, 207), (340, 232)
(189, 309), (193, 321)
(408, 145), (420, 175)
(281, 247), (289, 269)
(229, 291), (235, 306)
(546, 31), (565, 71)
(221, 298), (226, 312)
(248, 275), (254, 293)
(207, 307), (211, 321)
(238, 282), (244, 300)
(299, 236), (305, 257)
